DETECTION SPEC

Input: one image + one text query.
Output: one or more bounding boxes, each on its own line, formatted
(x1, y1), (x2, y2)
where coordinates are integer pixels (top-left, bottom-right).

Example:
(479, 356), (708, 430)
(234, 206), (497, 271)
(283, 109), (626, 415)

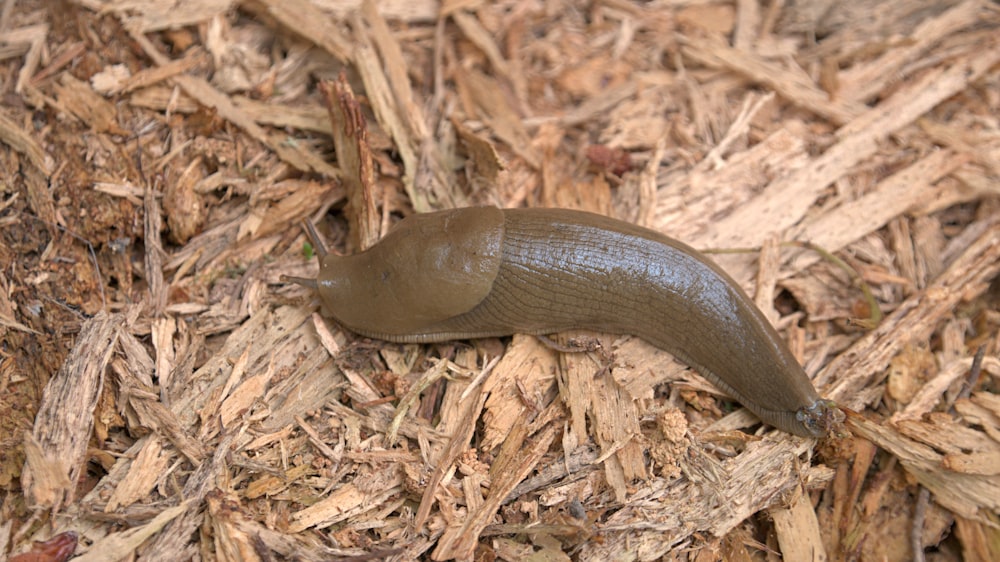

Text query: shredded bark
(3, 1), (999, 561)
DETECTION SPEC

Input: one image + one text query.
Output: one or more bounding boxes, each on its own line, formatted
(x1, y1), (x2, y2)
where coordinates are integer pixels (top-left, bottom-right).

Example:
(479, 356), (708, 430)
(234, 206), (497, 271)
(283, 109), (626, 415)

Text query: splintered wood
(3, 1), (1000, 561)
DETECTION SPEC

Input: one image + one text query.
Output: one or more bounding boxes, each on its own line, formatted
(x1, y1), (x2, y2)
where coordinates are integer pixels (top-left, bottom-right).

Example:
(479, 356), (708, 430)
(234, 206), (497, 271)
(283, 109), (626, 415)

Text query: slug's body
(310, 207), (839, 437)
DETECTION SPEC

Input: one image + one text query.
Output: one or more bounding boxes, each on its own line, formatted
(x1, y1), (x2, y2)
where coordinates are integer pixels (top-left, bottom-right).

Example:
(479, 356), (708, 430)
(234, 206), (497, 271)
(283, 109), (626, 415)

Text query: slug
(290, 207), (841, 437)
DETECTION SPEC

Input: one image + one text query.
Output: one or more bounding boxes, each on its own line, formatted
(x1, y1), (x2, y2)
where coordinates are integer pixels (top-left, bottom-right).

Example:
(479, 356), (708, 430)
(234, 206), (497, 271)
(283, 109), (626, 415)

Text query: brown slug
(291, 207), (841, 437)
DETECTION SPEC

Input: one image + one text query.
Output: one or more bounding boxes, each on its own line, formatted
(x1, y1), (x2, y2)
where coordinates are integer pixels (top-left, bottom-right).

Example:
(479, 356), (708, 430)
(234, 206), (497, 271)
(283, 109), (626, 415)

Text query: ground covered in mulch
(2, 0), (999, 560)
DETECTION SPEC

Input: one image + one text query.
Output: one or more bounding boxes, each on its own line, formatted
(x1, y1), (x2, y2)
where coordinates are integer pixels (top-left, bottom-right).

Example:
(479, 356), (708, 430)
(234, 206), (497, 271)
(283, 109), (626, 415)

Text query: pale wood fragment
(127, 26), (340, 177)
(290, 473), (405, 531)
(53, 74), (125, 134)
(246, 0), (352, 63)
(104, 436), (171, 512)
(0, 107), (47, 171)
(481, 334), (560, 450)
(363, 0), (458, 210)
(770, 484), (827, 562)
(785, 149), (969, 273)
(0, 23), (48, 93)
(838, 0), (990, 102)
(577, 436), (826, 561)
(700, 40), (1000, 260)
(11, 2), (1000, 560)
(680, 34), (864, 125)
(70, 502), (191, 562)
(817, 220), (1000, 400)
(433, 421), (560, 560)
(847, 416), (1000, 520)
(22, 312), (120, 510)
(456, 69), (541, 168)
(321, 76), (381, 249)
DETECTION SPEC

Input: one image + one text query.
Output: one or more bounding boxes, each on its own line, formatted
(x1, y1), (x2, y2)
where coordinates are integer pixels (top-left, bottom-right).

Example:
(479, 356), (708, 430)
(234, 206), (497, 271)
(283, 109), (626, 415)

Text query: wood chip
(8, 3), (1000, 560)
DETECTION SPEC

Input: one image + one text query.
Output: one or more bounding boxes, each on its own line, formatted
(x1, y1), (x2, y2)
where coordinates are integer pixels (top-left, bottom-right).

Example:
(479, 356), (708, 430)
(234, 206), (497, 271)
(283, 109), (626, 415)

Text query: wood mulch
(2, 0), (999, 560)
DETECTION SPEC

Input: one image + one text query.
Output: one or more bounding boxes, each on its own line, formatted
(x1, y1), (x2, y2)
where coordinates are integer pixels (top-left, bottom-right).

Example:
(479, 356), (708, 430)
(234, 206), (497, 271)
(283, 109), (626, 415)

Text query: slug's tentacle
(280, 219), (329, 289)
(301, 218), (329, 258)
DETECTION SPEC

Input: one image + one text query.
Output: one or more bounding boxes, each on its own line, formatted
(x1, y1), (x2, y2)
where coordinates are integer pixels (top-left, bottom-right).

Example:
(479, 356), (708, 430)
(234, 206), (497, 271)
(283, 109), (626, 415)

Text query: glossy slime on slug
(293, 207), (841, 437)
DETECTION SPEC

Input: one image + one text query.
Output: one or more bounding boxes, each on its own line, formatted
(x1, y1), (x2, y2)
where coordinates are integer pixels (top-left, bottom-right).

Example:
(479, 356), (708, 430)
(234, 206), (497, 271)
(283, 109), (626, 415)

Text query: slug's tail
(796, 399), (847, 438)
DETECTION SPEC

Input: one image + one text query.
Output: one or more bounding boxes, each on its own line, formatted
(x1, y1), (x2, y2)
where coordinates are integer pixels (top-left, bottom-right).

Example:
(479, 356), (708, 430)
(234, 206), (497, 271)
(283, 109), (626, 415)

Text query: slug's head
(311, 208), (506, 338)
